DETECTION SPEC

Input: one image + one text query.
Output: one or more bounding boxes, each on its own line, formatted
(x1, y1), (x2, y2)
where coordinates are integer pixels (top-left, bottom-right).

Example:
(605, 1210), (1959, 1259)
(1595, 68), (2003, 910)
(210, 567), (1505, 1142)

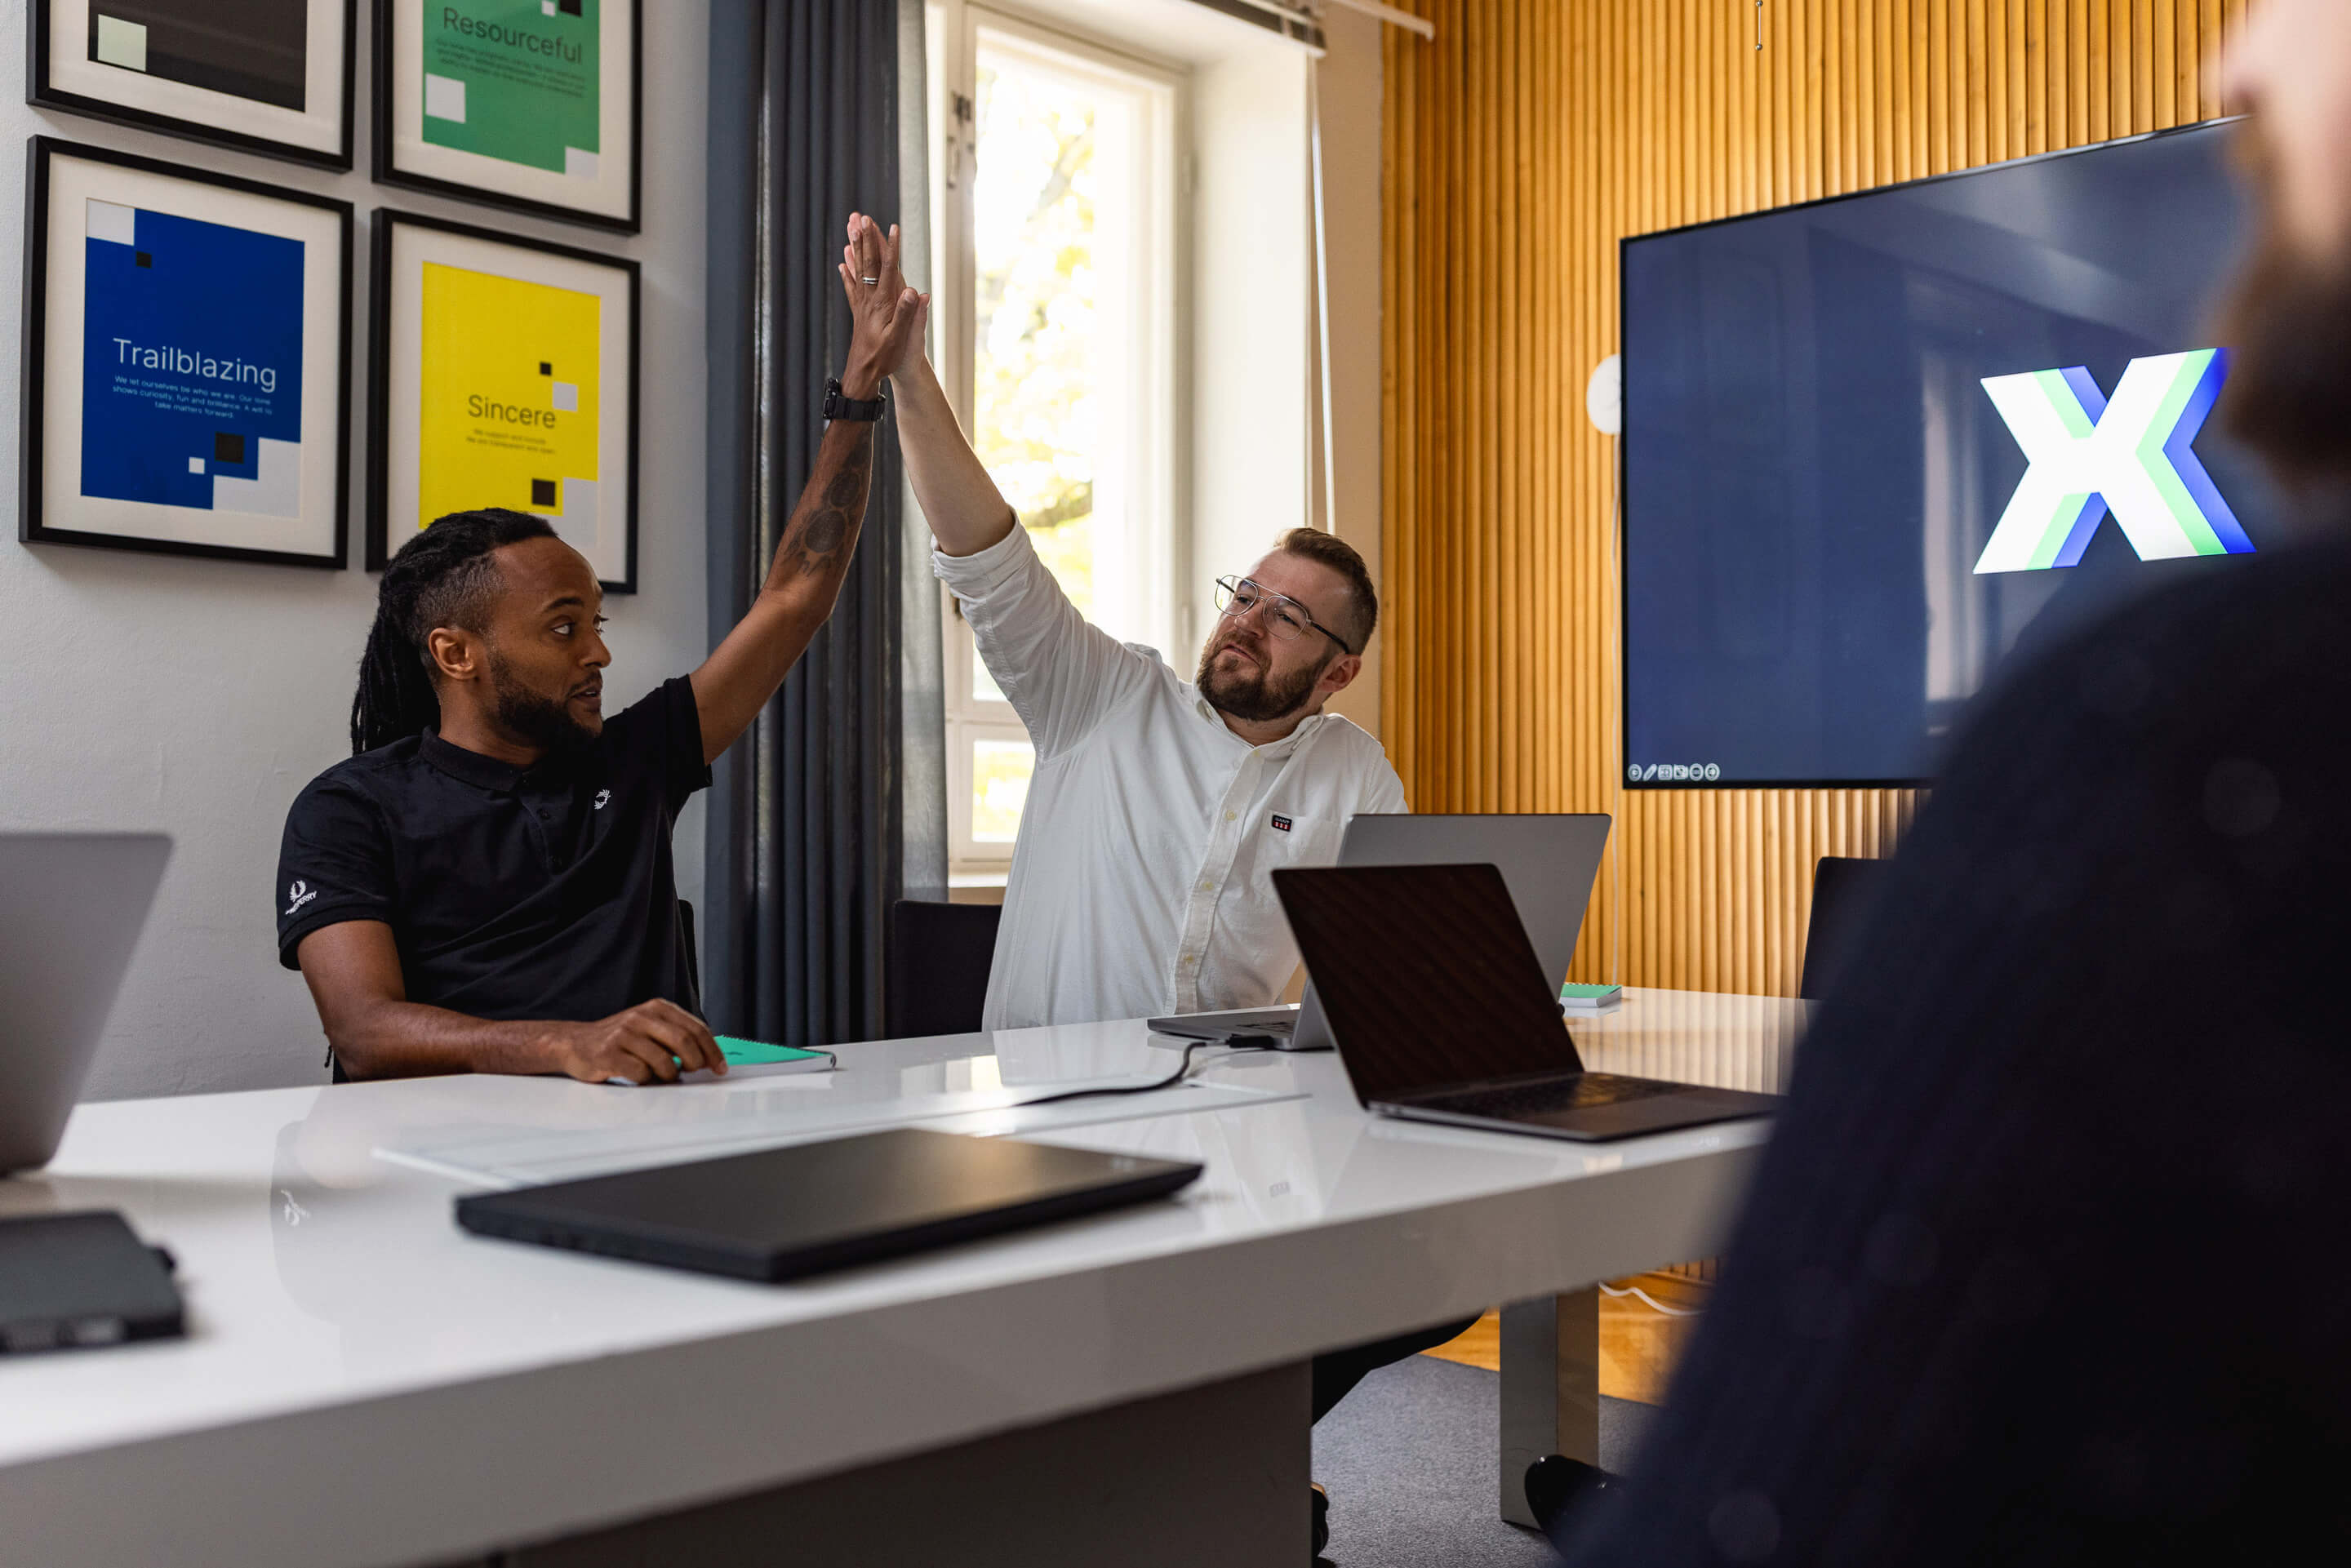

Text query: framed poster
(29, 1), (356, 171)
(20, 138), (353, 567)
(368, 209), (638, 590)
(373, 0), (641, 233)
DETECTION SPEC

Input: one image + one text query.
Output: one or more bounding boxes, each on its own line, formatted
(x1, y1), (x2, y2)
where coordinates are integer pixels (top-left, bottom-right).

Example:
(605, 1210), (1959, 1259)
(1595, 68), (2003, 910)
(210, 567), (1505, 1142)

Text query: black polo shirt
(275, 675), (709, 1021)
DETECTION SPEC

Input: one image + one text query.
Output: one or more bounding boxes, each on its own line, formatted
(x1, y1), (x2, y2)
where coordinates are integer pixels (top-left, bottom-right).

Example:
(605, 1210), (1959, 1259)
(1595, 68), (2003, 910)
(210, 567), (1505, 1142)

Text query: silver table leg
(1498, 1290), (1600, 1527)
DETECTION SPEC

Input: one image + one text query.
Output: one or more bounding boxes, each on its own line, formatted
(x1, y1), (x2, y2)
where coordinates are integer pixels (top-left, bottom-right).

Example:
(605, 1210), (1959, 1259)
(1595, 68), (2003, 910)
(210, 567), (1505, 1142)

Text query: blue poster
(79, 202), (304, 516)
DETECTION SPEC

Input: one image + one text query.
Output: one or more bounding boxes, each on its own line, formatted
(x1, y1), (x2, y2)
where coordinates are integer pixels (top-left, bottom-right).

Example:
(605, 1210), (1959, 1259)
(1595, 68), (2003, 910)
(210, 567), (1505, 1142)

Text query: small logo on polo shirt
(284, 879), (316, 916)
(593, 789), (612, 811)
(1270, 814), (1293, 833)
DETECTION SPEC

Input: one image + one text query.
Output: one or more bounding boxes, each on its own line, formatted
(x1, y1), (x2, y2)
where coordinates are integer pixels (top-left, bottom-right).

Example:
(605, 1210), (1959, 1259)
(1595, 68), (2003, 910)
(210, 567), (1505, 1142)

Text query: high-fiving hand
(840, 212), (929, 398)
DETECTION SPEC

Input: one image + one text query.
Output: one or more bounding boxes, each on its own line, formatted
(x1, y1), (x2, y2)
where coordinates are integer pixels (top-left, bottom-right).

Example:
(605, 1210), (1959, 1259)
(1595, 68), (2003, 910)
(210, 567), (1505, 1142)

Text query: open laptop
(1273, 861), (1782, 1141)
(1, 834), (173, 1174)
(1149, 814), (1611, 1051)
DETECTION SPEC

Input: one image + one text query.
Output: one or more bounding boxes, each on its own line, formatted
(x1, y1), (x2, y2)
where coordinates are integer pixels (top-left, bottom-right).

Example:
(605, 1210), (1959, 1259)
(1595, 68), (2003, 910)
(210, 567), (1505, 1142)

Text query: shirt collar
(419, 728), (532, 793)
(1190, 694), (1327, 757)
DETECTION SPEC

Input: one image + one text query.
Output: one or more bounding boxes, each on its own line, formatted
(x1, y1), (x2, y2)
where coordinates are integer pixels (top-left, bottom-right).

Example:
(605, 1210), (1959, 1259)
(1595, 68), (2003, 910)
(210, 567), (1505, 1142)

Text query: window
(930, 4), (1181, 877)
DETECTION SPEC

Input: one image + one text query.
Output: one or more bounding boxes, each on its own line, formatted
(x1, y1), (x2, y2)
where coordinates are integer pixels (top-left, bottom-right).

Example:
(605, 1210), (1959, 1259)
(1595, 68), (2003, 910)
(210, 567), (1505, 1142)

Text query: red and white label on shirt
(1270, 815), (1292, 832)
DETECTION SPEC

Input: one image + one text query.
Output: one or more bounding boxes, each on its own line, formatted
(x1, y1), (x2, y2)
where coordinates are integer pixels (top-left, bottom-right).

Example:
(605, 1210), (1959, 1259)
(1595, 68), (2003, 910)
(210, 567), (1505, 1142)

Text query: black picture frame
(20, 136), (354, 570)
(367, 207), (641, 593)
(371, 0), (643, 234)
(27, 0), (358, 172)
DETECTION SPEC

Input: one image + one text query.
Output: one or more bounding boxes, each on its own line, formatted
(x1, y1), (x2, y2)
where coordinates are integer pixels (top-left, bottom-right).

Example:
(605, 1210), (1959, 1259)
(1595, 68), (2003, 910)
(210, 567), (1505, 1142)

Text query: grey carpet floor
(1309, 1355), (1658, 1568)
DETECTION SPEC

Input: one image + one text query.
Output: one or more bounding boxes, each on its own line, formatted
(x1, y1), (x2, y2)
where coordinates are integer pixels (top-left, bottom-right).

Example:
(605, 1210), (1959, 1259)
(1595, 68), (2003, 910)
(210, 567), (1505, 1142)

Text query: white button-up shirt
(936, 526), (1409, 1030)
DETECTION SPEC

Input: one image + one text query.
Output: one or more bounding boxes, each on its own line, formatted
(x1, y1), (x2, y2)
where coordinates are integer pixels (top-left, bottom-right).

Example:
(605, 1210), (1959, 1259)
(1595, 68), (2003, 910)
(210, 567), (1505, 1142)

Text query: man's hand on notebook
(551, 999), (727, 1086)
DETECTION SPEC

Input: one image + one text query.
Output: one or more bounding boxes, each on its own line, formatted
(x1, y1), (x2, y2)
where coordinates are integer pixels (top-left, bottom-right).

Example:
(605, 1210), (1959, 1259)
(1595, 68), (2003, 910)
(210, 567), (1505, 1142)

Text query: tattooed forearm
(691, 415), (882, 762)
(769, 422), (873, 588)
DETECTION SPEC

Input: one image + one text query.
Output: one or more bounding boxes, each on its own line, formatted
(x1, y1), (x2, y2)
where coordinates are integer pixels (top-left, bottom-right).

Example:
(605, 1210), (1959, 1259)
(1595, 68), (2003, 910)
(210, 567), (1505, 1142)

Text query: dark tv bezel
(1615, 117), (2241, 792)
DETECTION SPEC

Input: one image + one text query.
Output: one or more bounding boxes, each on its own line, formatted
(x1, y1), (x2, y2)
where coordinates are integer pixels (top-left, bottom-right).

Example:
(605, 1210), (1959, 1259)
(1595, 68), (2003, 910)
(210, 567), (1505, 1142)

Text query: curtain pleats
(705, 0), (919, 1047)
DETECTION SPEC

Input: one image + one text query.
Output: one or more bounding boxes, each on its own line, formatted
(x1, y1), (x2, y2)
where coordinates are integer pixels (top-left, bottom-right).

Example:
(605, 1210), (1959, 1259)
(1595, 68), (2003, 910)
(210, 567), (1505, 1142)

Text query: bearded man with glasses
(846, 215), (1407, 1034)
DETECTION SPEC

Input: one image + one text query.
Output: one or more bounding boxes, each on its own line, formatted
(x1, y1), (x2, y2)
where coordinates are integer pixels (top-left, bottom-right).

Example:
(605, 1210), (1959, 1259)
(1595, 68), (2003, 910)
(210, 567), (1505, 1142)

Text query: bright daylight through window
(935, 9), (1176, 870)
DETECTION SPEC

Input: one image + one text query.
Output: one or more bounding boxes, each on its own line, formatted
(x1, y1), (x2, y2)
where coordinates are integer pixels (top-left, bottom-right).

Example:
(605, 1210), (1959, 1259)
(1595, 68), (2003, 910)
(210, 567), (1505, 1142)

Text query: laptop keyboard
(1419, 1073), (1682, 1120)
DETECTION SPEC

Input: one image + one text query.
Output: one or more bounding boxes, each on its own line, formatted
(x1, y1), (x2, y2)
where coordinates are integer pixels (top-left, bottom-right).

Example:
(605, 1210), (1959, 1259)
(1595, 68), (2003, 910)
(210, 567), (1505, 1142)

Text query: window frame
(929, 1), (1189, 877)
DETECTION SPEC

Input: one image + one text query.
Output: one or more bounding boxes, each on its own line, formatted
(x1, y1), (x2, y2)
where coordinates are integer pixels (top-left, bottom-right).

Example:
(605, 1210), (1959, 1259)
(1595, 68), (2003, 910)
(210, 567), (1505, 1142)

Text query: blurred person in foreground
(1558, 5), (2351, 1563)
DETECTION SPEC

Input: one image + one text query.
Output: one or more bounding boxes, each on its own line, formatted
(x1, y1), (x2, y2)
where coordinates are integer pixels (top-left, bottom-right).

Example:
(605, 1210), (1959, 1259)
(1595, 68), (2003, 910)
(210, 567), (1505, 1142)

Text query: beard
(487, 649), (597, 756)
(1195, 631), (1331, 724)
(2216, 126), (2351, 489)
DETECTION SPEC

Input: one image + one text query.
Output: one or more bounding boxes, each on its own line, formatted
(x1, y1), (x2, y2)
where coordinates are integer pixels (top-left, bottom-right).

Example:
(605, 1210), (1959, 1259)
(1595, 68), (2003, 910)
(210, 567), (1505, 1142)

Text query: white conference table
(0, 988), (1803, 1568)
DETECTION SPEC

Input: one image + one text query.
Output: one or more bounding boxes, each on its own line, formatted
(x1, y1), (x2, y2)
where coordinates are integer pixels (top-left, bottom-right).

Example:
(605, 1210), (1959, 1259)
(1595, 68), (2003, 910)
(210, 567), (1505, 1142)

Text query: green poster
(420, 0), (602, 177)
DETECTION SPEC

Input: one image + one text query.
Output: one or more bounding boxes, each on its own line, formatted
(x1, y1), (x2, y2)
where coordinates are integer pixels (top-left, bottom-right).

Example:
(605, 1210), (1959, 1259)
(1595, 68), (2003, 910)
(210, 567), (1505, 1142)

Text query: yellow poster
(416, 262), (601, 548)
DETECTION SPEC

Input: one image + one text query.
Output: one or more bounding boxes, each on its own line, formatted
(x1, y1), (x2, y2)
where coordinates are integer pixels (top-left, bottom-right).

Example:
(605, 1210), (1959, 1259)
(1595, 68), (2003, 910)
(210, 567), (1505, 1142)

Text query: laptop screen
(1272, 862), (1588, 1104)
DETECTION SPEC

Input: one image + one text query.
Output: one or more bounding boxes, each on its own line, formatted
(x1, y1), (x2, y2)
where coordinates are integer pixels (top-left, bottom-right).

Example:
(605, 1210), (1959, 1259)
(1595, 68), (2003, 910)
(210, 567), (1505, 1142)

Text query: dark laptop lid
(1271, 862), (1587, 1105)
(456, 1127), (1203, 1282)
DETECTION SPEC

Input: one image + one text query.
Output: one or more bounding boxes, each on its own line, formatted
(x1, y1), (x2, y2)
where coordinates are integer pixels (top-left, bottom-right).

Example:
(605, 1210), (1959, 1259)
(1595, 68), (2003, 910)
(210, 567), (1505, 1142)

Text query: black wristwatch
(822, 376), (887, 422)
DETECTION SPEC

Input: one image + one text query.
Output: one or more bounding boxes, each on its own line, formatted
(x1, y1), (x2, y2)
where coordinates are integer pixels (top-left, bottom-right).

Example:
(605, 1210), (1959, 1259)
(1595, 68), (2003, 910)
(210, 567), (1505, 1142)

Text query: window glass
(971, 42), (1141, 700)
(971, 736), (1036, 842)
(937, 12), (1176, 869)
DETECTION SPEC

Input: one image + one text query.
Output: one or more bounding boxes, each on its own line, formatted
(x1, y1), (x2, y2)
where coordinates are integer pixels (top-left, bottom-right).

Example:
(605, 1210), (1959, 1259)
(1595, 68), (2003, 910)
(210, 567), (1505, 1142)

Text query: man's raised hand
(839, 211), (927, 396)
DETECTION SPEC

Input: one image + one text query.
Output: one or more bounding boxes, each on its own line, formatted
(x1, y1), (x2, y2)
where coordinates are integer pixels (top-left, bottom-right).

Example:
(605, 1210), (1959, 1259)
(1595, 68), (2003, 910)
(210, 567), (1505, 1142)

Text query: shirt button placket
(1180, 757), (1255, 1010)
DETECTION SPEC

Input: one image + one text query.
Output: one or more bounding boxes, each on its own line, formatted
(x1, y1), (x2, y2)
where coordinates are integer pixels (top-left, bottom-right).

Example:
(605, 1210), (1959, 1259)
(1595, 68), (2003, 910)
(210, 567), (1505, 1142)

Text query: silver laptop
(1149, 814), (1611, 1051)
(0, 834), (171, 1174)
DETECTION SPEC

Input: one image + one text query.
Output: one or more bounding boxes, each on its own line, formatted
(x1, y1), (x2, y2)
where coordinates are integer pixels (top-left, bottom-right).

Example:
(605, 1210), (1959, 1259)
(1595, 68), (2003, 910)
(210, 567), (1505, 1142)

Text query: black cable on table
(1011, 1040), (1270, 1108)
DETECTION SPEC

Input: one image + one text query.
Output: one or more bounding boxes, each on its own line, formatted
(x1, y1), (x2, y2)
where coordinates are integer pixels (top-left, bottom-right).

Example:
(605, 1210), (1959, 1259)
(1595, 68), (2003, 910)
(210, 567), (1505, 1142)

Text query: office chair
(886, 899), (1002, 1039)
(1798, 855), (1893, 1002)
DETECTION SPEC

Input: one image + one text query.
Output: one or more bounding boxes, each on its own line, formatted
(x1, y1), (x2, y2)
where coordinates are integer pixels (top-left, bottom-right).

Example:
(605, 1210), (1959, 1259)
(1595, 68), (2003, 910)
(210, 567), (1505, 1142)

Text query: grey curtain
(704, 0), (947, 1047)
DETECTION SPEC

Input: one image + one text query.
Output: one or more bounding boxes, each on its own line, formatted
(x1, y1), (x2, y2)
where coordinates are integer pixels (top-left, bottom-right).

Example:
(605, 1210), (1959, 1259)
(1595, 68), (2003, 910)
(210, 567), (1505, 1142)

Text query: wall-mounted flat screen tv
(1620, 120), (2278, 788)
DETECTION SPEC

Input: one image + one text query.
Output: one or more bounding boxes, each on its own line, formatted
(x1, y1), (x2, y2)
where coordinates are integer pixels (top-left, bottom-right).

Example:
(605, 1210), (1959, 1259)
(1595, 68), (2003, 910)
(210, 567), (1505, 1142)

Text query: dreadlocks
(350, 509), (557, 755)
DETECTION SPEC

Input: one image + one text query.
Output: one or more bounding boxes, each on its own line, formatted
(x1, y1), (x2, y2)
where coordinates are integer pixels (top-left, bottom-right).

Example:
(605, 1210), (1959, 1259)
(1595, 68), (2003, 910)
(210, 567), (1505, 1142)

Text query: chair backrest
(886, 899), (1003, 1039)
(1799, 855), (1892, 1002)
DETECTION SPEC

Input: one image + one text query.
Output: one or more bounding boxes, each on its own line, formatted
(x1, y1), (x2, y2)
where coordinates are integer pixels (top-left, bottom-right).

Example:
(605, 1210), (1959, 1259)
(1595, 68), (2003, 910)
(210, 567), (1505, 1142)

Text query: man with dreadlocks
(274, 220), (924, 1085)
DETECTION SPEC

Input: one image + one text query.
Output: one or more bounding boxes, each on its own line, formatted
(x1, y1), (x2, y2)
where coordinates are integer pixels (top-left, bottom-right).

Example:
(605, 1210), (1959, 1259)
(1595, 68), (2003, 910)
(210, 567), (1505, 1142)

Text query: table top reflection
(1570, 987), (1802, 1095)
(0, 987), (1807, 1562)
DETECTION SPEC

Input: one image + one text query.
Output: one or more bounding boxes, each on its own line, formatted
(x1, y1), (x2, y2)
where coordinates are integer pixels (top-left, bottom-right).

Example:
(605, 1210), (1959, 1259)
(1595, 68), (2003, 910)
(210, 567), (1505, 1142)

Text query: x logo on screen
(1975, 349), (2253, 575)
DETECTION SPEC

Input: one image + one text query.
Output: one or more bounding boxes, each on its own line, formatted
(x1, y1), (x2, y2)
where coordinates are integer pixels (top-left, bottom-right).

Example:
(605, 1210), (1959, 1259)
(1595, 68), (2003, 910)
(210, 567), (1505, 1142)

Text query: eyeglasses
(1213, 576), (1355, 655)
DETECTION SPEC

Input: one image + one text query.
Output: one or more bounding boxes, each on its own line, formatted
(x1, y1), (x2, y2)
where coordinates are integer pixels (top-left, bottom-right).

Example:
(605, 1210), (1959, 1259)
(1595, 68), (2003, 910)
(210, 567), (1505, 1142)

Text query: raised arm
(890, 344), (1017, 558)
(691, 215), (925, 763)
(878, 224), (1153, 757)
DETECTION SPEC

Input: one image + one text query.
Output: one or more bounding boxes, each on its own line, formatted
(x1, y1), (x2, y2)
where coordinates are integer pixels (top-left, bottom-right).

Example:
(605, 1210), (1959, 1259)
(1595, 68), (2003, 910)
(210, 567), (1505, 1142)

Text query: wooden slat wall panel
(1380, 1), (2238, 997)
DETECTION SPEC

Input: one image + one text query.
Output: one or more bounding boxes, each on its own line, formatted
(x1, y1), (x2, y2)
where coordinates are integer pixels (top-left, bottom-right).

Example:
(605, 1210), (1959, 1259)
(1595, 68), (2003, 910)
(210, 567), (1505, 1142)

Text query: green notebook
(1558, 983), (1624, 1011)
(710, 1037), (836, 1072)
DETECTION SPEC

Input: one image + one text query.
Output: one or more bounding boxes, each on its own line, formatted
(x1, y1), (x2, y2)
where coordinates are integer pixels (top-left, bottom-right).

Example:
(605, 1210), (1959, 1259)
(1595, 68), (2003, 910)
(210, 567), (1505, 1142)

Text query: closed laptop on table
(456, 1127), (1203, 1282)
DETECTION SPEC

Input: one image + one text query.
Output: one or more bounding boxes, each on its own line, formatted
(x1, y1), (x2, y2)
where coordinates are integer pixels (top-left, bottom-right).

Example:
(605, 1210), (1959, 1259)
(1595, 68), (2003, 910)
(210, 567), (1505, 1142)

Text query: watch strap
(822, 376), (886, 422)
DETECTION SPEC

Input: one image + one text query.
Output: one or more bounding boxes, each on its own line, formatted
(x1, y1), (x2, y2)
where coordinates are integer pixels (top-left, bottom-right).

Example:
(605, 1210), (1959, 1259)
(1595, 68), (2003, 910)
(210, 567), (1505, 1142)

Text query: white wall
(0, 0), (711, 1099)
(1189, 39), (1312, 641)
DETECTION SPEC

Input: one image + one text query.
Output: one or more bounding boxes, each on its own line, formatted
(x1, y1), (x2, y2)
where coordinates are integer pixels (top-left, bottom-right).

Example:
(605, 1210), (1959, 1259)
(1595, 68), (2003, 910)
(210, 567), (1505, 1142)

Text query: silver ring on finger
(860, 275), (880, 285)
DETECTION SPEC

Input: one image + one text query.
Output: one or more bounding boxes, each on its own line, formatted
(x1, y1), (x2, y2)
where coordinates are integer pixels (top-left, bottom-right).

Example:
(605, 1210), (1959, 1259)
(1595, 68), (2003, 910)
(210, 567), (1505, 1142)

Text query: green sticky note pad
(714, 1035), (830, 1067)
(1559, 984), (1623, 1000)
